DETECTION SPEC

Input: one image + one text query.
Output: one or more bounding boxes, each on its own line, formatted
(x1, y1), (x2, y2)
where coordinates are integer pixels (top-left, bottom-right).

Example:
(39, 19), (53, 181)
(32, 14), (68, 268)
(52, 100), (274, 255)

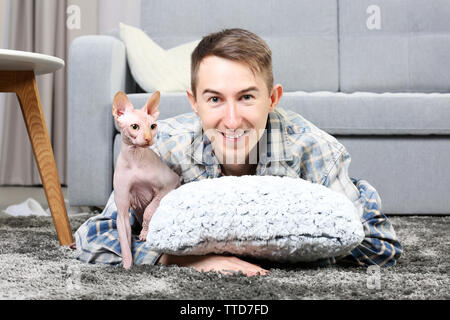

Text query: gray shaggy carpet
(0, 212), (448, 300)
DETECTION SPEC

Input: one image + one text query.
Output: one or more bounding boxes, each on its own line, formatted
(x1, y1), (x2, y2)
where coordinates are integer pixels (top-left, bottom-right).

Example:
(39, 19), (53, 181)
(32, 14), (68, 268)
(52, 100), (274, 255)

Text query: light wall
(0, 0), (4, 46)
(0, 0), (5, 158)
(98, 0), (140, 34)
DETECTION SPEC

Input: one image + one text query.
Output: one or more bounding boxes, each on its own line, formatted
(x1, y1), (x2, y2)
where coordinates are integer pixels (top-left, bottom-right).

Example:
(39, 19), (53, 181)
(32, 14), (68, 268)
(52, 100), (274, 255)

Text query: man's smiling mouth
(216, 129), (250, 140)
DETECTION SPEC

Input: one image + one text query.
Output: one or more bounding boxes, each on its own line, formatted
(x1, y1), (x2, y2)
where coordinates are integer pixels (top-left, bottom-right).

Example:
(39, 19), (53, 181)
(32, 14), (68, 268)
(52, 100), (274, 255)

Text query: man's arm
(324, 149), (403, 267)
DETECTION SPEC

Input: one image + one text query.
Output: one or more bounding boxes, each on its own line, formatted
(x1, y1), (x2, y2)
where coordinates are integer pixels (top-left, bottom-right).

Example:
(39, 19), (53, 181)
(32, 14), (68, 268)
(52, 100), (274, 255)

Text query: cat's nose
(144, 130), (152, 142)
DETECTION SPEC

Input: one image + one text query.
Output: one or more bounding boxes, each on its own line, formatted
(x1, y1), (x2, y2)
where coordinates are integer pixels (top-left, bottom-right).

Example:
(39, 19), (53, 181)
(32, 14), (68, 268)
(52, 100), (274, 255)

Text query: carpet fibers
(0, 212), (448, 300)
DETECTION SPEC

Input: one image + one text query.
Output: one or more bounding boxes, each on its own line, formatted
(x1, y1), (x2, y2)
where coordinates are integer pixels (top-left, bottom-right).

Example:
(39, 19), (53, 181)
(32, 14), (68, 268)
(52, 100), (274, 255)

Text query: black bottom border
(1, 299), (448, 318)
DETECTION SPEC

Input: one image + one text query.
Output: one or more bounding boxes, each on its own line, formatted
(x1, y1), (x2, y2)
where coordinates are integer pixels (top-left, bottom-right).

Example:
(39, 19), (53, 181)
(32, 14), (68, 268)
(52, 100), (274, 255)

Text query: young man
(75, 29), (402, 276)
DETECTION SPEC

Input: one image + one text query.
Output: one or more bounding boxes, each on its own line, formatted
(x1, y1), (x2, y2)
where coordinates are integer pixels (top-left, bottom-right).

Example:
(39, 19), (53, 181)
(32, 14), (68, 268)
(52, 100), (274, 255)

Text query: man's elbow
(365, 239), (403, 268)
(379, 239), (403, 268)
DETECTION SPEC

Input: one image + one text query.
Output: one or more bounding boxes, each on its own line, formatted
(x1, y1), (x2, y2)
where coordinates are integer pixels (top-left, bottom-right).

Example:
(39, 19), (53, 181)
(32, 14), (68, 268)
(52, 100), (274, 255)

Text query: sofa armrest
(68, 35), (131, 206)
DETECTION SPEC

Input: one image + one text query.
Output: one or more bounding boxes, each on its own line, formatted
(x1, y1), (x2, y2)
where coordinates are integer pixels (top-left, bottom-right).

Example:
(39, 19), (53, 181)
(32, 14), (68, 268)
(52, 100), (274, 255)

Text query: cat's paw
(139, 229), (148, 242)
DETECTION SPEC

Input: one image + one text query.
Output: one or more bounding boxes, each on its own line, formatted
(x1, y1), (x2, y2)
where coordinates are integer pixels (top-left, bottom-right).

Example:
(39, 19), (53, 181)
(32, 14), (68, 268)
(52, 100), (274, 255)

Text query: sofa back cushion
(140, 0), (339, 92)
(339, 0), (450, 93)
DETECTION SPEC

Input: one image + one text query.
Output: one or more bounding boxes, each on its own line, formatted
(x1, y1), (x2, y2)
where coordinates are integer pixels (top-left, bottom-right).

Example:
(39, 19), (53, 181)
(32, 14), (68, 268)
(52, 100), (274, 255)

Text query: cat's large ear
(144, 91), (160, 120)
(112, 91), (133, 120)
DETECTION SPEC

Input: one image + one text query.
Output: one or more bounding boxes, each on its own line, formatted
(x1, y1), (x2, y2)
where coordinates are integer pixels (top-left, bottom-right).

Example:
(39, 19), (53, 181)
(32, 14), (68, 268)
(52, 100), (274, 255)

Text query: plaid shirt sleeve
(74, 191), (163, 267)
(323, 149), (403, 267)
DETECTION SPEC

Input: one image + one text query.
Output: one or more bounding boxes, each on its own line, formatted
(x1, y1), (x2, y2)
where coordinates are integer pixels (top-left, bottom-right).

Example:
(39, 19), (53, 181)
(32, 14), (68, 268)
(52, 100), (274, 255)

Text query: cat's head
(112, 90), (160, 147)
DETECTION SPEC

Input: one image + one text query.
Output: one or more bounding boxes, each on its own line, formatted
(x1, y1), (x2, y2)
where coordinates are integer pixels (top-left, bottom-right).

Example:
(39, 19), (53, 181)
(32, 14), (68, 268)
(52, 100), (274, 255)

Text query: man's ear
(269, 84), (283, 112)
(186, 89), (199, 115)
(144, 91), (161, 120)
(112, 91), (133, 120)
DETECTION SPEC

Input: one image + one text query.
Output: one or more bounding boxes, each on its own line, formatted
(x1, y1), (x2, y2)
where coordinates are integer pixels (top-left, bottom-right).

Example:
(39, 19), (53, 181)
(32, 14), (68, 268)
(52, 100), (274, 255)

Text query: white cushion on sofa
(119, 22), (199, 92)
(145, 175), (365, 263)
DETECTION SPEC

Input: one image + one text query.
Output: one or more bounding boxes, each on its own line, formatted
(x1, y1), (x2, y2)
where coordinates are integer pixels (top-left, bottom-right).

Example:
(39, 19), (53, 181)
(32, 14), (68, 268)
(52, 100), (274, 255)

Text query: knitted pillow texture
(145, 176), (365, 263)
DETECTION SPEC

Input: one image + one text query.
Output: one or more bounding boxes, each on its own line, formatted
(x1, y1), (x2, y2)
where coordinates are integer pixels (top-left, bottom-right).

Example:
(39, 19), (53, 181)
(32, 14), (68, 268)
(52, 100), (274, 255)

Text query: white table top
(0, 49), (64, 75)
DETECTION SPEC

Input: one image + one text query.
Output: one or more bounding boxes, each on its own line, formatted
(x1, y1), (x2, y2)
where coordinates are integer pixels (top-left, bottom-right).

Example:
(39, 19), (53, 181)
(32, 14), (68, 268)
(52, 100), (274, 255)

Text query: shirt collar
(190, 122), (218, 167)
(262, 109), (293, 164)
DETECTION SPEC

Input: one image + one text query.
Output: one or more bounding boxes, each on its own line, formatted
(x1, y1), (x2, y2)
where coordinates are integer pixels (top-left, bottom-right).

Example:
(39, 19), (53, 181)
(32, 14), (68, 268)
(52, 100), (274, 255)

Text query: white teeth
(217, 129), (246, 139)
(225, 133), (244, 139)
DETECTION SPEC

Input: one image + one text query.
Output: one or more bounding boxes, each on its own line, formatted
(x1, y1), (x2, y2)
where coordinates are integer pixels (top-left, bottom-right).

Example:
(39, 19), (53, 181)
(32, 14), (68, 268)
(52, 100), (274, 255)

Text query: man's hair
(190, 28), (273, 98)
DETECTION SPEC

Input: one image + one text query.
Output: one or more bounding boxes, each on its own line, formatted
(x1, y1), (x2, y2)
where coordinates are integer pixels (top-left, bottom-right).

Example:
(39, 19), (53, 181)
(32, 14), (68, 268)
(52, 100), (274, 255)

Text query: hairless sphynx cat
(112, 91), (180, 269)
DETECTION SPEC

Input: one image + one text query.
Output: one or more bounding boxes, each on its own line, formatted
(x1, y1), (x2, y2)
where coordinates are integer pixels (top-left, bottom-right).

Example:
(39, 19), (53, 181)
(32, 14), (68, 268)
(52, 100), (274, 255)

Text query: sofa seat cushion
(282, 91), (450, 135)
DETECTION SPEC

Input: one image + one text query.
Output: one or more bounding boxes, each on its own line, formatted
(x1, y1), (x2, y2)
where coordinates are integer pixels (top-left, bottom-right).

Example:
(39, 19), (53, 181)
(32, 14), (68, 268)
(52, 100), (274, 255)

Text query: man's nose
(223, 102), (241, 129)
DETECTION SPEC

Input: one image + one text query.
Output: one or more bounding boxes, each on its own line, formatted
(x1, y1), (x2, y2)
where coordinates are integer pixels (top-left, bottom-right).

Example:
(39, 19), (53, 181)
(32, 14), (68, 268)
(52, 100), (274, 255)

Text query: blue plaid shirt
(75, 107), (402, 268)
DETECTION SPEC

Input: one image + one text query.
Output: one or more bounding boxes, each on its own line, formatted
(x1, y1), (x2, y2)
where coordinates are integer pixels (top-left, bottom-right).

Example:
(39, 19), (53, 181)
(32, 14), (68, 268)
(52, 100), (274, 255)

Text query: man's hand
(157, 253), (269, 277)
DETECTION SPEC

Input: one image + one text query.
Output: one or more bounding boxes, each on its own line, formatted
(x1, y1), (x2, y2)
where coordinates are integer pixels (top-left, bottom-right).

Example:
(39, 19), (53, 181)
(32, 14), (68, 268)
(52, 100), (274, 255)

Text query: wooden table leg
(10, 71), (73, 245)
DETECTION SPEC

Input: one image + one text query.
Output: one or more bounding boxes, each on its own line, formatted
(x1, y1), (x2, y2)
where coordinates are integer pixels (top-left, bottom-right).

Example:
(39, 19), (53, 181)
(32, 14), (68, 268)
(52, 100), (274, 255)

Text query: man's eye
(242, 94), (253, 100)
(130, 124), (139, 130)
(209, 96), (220, 103)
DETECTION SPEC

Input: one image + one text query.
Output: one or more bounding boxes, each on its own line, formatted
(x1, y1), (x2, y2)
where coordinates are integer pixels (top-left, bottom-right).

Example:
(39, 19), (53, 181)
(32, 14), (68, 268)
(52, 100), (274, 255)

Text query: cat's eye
(151, 123), (157, 130)
(130, 124), (139, 130)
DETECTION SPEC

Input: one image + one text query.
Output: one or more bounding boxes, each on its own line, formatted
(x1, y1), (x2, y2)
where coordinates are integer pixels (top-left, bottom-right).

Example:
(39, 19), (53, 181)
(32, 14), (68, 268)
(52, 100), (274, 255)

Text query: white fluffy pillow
(146, 176), (365, 263)
(119, 22), (199, 92)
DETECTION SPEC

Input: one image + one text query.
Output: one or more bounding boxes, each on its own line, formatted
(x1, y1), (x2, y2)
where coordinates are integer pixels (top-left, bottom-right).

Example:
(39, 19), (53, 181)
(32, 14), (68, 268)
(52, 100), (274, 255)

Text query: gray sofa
(68, 0), (450, 214)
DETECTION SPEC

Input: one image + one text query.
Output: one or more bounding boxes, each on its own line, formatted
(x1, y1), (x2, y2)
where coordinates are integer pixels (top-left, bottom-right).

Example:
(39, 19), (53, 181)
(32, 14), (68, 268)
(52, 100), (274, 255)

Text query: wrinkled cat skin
(112, 91), (180, 269)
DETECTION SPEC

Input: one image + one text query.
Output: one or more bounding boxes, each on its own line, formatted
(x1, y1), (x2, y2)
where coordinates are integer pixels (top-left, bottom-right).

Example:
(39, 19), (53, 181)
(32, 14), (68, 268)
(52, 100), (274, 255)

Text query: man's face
(187, 55), (282, 165)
